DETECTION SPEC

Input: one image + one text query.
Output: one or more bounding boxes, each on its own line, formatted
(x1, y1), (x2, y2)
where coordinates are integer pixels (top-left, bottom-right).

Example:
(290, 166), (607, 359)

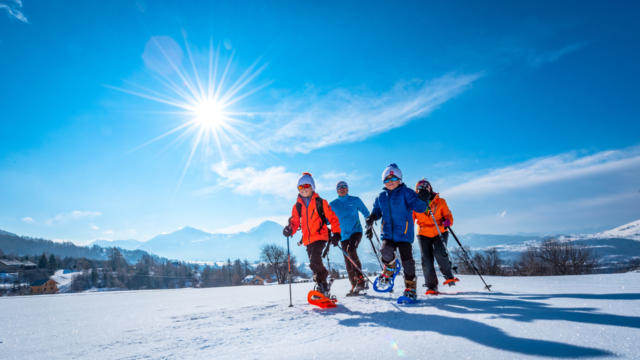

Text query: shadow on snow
(334, 291), (640, 358)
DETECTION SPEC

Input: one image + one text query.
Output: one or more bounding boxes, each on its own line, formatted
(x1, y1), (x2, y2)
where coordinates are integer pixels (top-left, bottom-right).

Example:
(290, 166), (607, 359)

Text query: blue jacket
(370, 183), (427, 243)
(330, 195), (370, 241)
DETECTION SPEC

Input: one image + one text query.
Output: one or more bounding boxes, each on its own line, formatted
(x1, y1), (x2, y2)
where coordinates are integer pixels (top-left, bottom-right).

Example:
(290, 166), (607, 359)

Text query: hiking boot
(403, 279), (417, 299)
(354, 275), (367, 292)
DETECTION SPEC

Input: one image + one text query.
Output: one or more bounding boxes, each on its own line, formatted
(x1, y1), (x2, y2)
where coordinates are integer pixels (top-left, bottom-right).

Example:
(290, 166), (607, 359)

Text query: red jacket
(413, 194), (453, 238)
(289, 192), (341, 246)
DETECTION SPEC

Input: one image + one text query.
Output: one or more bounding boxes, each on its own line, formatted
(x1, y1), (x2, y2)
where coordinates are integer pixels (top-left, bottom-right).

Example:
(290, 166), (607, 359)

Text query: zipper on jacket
(305, 202), (312, 242)
(387, 191), (394, 241)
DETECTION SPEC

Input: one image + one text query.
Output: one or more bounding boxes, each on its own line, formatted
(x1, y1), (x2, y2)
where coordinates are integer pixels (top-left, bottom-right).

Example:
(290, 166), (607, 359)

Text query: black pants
(307, 240), (329, 284)
(418, 232), (454, 289)
(341, 232), (363, 285)
(380, 239), (415, 281)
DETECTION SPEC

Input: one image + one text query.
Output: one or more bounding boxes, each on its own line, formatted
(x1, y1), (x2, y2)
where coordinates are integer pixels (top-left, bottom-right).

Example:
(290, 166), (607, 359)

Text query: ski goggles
(384, 176), (400, 184)
(297, 183), (312, 190)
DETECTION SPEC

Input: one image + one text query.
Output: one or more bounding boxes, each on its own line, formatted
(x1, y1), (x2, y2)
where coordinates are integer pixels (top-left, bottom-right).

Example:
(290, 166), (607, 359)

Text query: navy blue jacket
(370, 183), (427, 243)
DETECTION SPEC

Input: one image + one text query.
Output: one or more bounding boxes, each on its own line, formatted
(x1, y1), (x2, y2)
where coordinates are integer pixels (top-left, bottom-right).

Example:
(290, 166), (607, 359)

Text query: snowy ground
(2, 272), (640, 359)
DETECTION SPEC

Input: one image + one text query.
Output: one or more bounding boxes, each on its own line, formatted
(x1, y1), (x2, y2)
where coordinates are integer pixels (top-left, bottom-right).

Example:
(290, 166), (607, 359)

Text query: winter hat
(336, 181), (348, 190)
(297, 172), (315, 191)
(381, 163), (403, 182)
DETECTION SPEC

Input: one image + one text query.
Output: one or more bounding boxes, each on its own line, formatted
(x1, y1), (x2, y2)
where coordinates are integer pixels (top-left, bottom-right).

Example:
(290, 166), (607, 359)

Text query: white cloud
(89, 224), (99, 230)
(103, 230), (114, 235)
(46, 210), (103, 225)
(499, 210), (507, 218)
(21, 216), (34, 223)
(0, 0), (28, 23)
(201, 162), (300, 199)
(443, 146), (640, 199)
(531, 41), (588, 66)
(259, 73), (481, 154)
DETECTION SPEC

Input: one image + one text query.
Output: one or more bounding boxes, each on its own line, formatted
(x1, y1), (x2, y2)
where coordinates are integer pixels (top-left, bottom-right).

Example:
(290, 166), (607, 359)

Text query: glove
(282, 225), (292, 237)
(365, 226), (373, 240)
(417, 189), (430, 202)
(330, 232), (341, 246)
(440, 218), (452, 228)
(365, 215), (375, 228)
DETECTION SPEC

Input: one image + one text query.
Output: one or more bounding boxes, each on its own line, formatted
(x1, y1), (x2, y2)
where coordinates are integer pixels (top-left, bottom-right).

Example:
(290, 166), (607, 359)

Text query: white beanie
(381, 163), (403, 182)
(297, 172), (315, 191)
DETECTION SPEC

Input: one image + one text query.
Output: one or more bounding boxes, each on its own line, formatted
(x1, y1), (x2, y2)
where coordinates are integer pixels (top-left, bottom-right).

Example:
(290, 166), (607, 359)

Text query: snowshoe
(425, 288), (440, 295)
(309, 279), (337, 308)
(373, 258), (401, 293)
(397, 288), (418, 304)
(443, 277), (460, 286)
(308, 290), (338, 308)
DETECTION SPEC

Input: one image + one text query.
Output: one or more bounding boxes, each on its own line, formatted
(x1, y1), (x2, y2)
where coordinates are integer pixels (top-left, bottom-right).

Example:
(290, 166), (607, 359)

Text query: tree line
(451, 238), (640, 276)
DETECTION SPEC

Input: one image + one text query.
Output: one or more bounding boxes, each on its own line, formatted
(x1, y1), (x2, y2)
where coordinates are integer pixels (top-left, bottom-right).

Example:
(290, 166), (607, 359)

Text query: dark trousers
(307, 240), (329, 284)
(418, 232), (454, 289)
(380, 239), (415, 281)
(340, 232), (363, 285)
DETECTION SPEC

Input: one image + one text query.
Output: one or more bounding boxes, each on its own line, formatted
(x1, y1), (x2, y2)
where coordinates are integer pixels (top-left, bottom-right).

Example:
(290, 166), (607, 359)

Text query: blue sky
(1, 1), (639, 244)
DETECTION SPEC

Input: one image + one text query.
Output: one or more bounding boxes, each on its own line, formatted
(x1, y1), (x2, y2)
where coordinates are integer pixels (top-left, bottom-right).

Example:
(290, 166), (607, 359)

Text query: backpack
(295, 196), (329, 233)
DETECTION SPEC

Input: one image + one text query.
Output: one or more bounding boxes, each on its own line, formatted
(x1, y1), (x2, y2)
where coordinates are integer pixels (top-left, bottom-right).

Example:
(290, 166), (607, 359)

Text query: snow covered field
(2, 272), (640, 359)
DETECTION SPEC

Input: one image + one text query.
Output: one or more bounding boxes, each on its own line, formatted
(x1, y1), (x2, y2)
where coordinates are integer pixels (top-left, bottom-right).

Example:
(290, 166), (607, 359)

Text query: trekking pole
(286, 236), (293, 307)
(370, 227), (385, 271)
(446, 226), (492, 291)
(367, 225), (385, 271)
(322, 240), (333, 277)
(339, 246), (374, 284)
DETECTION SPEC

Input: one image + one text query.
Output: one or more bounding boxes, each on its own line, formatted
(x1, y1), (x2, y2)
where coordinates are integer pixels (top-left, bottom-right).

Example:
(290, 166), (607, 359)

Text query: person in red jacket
(413, 179), (459, 295)
(283, 172), (341, 296)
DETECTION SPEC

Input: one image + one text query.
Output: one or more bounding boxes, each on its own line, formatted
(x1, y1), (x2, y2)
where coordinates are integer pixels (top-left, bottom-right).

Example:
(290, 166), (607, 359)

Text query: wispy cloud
(444, 146), (640, 199)
(259, 73), (481, 154)
(46, 210), (102, 225)
(530, 41), (588, 66)
(21, 216), (34, 223)
(0, 0), (28, 23)
(198, 162), (300, 199)
(89, 223), (99, 230)
(213, 215), (290, 234)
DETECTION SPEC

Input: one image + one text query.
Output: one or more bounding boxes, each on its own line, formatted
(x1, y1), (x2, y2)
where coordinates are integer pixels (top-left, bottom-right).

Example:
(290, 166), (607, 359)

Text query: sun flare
(111, 36), (269, 188)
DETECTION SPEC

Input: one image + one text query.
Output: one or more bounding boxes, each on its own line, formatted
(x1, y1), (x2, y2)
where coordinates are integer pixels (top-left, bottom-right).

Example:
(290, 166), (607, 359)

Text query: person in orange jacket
(283, 172), (341, 296)
(413, 179), (459, 295)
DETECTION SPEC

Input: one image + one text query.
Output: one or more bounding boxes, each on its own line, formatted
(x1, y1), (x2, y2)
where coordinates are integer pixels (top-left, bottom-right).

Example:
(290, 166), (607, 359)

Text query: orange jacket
(289, 192), (341, 246)
(413, 194), (453, 238)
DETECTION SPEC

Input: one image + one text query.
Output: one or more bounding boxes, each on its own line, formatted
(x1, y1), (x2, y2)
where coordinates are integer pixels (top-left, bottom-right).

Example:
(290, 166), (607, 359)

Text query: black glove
(365, 215), (375, 240)
(417, 189), (430, 202)
(330, 232), (341, 246)
(365, 215), (375, 228)
(283, 225), (292, 237)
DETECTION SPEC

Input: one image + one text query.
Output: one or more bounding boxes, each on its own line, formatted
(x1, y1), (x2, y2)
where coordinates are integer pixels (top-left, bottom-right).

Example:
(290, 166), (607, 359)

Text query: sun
(194, 99), (225, 130)
(110, 36), (269, 189)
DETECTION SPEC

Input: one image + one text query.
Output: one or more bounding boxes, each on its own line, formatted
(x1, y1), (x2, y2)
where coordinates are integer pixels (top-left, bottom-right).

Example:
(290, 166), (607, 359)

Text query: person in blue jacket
(365, 163), (427, 300)
(330, 180), (370, 294)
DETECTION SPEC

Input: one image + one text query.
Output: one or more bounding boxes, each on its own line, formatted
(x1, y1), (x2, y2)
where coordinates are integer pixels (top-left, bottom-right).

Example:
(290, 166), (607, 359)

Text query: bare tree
(260, 244), (296, 284)
(516, 239), (596, 275)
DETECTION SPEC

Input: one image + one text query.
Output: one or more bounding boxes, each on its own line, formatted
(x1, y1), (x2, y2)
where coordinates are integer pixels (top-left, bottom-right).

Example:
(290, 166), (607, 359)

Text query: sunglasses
(384, 176), (400, 184)
(337, 185), (348, 190)
(298, 183), (312, 190)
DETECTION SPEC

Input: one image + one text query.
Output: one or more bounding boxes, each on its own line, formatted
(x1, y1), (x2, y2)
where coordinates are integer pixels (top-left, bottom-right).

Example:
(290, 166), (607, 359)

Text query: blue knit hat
(381, 163), (403, 182)
(336, 181), (348, 190)
(297, 172), (315, 191)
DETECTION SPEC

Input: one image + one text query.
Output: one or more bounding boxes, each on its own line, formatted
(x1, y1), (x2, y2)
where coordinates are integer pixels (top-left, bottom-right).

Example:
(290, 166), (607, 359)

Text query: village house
(30, 279), (58, 295)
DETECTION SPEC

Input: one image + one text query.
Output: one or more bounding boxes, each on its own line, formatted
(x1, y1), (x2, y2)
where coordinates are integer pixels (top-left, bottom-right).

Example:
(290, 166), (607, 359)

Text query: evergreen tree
(48, 254), (58, 271)
(38, 253), (48, 268)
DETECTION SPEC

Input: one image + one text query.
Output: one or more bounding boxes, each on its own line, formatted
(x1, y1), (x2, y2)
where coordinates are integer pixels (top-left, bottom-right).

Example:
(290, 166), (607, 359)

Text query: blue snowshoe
(373, 258), (401, 293)
(397, 280), (418, 304)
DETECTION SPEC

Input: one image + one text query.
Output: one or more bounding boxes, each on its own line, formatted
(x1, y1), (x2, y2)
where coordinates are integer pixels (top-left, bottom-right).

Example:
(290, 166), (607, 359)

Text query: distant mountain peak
(593, 219), (640, 241)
